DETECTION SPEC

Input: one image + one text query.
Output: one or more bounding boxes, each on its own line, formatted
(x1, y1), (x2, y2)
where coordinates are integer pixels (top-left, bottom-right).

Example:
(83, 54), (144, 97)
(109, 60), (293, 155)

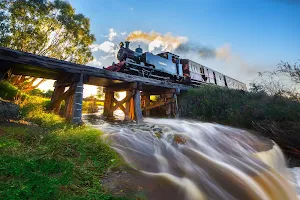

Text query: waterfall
(86, 116), (299, 200)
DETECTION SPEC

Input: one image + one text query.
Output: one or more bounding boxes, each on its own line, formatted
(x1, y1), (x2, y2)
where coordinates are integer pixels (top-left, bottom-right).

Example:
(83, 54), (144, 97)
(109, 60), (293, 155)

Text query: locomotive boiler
(106, 41), (247, 90)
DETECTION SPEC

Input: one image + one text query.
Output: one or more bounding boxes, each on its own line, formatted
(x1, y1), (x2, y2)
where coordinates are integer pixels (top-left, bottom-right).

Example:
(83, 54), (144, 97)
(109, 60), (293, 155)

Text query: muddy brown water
(84, 114), (299, 200)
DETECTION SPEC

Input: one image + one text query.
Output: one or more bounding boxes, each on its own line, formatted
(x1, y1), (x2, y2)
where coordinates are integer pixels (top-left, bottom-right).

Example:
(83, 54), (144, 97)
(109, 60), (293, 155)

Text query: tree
(0, 0), (95, 91)
(249, 72), (293, 96)
(97, 87), (104, 99)
(277, 61), (300, 85)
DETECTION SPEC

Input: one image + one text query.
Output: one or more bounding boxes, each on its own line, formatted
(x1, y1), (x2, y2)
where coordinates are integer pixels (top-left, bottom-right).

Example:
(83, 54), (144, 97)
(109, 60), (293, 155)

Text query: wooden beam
(104, 82), (137, 92)
(124, 91), (131, 120)
(144, 95), (150, 117)
(64, 87), (75, 120)
(174, 93), (179, 118)
(103, 91), (114, 118)
(50, 85), (66, 114)
(166, 101), (172, 118)
(119, 104), (126, 113)
(111, 90), (134, 112)
(142, 99), (174, 111)
(134, 90), (143, 123)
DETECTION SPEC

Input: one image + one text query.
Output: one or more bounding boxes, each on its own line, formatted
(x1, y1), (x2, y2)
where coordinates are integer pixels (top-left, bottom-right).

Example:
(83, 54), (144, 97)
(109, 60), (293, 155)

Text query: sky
(38, 0), (300, 96)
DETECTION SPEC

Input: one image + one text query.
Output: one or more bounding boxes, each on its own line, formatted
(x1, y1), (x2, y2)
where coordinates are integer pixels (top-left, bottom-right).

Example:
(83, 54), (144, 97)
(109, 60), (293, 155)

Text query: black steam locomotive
(106, 41), (246, 90)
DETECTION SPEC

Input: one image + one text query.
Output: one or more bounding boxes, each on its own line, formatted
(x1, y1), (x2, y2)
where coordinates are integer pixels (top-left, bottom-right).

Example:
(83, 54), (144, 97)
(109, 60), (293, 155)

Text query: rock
(173, 134), (187, 145)
(0, 99), (20, 120)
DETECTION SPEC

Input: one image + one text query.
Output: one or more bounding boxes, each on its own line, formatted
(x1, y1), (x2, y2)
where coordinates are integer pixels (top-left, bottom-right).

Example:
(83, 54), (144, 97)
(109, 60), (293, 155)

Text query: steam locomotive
(106, 41), (247, 90)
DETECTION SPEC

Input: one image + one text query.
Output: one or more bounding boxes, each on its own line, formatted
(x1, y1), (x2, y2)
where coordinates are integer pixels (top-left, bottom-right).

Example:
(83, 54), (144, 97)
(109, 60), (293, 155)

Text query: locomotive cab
(156, 52), (183, 78)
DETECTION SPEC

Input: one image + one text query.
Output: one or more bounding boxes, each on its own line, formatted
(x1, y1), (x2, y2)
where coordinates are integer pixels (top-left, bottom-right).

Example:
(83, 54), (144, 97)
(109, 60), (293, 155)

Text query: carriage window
(200, 68), (204, 74)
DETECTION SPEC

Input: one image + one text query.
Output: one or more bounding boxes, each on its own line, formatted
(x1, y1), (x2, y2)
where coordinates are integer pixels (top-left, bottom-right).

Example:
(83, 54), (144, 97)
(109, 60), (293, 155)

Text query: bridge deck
(0, 47), (191, 92)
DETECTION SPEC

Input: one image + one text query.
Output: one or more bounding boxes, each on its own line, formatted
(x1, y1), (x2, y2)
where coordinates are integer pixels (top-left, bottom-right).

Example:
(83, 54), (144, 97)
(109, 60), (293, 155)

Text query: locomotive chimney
(125, 41), (130, 49)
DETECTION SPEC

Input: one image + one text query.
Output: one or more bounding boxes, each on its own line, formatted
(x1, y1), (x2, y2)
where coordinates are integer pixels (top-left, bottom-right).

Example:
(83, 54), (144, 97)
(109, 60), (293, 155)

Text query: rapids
(85, 115), (299, 200)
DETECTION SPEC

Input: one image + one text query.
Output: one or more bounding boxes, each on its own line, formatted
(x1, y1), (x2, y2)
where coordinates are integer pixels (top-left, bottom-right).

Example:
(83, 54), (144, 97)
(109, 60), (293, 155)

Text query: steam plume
(174, 43), (216, 59)
(126, 30), (220, 59)
(126, 30), (187, 52)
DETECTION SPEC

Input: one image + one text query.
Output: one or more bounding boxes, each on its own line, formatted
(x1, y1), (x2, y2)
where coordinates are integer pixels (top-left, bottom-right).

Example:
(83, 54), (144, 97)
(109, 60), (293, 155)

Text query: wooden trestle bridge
(0, 47), (191, 123)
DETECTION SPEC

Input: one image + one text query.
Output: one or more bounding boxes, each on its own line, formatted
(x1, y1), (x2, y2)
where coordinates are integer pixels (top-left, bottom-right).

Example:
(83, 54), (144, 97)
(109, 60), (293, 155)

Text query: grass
(0, 81), (131, 200)
(0, 125), (127, 200)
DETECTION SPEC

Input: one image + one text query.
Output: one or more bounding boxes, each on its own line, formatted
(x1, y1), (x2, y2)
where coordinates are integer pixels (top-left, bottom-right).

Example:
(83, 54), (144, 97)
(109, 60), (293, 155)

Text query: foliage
(82, 99), (99, 114)
(0, 0), (96, 92)
(249, 72), (298, 97)
(179, 85), (300, 129)
(0, 81), (19, 100)
(0, 0), (95, 64)
(277, 60), (300, 84)
(29, 88), (53, 98)
(97, 87), (105, 99)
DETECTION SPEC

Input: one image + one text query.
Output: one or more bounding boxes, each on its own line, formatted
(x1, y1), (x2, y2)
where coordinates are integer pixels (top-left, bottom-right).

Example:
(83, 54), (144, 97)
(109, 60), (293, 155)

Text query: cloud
(90, 41), (116, 53)
(88, 58), (102, 67)
(108, 28), (117, 41)
(126, 30), (187, 52)
(121, 31), (127, 35)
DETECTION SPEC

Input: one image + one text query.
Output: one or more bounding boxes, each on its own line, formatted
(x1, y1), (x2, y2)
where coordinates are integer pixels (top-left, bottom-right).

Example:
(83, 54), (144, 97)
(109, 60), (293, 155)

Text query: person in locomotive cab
(119, 42), (124, 48)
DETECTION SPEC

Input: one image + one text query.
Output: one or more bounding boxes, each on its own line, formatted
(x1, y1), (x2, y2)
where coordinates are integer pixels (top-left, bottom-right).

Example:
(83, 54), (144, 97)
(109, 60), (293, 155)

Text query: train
(105, 41), (247, 90)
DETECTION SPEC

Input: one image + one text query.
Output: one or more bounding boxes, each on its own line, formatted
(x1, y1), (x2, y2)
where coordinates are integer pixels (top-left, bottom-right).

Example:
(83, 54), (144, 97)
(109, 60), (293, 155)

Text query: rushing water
(84, 115), (299, 200)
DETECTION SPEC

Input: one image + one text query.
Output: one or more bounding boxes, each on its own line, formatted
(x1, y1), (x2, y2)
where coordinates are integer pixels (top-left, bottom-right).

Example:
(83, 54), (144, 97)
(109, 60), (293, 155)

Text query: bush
(82, 99), (99, 113)
(0, 81), (19, 100)
(179, 85), (300, 129)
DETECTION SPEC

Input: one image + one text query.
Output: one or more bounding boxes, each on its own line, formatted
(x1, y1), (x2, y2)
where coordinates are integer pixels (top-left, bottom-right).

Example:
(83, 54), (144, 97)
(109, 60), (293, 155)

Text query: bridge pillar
(50, 84), (66, 114)
(142, 94), (151, 117)
(134, 90), (143, 124)
(103, 91), (114, 119)
(173, 93), (179, 118)
(125, 91), (134, 121)
(71, 74), (84, 124)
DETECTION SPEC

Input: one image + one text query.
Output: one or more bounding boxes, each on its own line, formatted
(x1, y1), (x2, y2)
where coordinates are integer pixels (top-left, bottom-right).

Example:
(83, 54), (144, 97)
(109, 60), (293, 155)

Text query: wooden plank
(119, 104), (126, 114)
(103, 82), (137, 92)
(50, 85), (65, 114)
(111, 91), (134, 112)
(142, 98), (174, 111)
(134, 90), (143, 123)
(64, 89), (75, 120)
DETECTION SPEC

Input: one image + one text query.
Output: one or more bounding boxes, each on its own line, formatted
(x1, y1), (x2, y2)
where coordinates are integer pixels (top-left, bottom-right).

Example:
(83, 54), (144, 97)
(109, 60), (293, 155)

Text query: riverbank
(0, 81), (136, 200)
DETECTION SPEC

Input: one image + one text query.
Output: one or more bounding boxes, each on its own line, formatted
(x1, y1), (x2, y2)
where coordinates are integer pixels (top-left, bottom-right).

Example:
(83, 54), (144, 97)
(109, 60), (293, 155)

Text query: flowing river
(84, 113), (300, 200)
